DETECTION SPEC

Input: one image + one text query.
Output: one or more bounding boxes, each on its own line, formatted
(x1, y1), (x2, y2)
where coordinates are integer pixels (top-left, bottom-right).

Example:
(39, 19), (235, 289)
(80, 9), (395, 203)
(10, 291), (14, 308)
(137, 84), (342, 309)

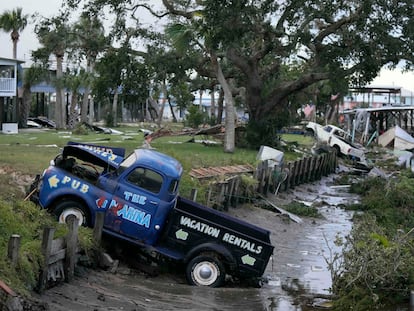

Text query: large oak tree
(158, 0), (413, 123)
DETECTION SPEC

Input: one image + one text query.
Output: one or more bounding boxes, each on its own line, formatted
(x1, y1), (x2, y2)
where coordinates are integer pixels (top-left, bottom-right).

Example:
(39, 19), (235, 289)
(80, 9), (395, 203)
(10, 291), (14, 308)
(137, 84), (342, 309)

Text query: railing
(0, 78), (16, 96)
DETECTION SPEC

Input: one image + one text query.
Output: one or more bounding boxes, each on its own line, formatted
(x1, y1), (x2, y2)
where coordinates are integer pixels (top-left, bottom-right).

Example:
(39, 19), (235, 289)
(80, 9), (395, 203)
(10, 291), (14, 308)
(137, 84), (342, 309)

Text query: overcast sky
(1, 0), (414, 91)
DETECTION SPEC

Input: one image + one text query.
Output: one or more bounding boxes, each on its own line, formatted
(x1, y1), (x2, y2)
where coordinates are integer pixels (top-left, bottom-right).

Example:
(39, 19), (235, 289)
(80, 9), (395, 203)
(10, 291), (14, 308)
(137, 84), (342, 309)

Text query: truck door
(103, 166), (164, 245)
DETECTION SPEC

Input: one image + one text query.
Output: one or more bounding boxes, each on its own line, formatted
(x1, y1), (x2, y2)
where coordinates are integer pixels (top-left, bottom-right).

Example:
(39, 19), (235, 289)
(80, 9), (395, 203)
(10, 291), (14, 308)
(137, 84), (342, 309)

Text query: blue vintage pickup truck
(28, 142), (274, 287)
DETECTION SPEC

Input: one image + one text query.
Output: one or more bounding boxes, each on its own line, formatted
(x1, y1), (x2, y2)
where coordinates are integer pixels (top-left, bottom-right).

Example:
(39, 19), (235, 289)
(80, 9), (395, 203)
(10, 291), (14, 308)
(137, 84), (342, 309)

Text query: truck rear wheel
(53, 200), (90, 227)
(186, 254), (225, 287)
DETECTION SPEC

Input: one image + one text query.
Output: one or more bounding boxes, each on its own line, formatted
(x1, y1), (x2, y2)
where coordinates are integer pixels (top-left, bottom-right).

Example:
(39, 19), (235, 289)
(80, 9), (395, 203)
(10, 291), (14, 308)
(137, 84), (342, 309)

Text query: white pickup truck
(306, 122), (367, 164)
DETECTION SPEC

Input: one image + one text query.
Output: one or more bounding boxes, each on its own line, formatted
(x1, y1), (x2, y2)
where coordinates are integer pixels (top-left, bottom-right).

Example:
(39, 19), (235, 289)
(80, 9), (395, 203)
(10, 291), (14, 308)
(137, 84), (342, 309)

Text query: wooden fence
(255, 151), (337, 195)
(5, 213), (106, 295)
(206, 151), (337, 209)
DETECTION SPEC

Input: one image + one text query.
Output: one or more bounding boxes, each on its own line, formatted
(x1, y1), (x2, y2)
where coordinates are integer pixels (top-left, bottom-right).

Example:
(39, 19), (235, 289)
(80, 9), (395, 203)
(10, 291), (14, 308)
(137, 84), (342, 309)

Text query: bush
(331, 214), (414, 310)
(330, 171), (414, 309)
(184, 105), (208, 129)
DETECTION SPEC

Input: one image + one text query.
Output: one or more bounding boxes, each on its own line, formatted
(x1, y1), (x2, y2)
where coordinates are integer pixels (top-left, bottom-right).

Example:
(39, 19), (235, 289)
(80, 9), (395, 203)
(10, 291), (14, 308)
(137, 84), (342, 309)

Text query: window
(168, 179), (179, 194)
(127, 167), (163, 194)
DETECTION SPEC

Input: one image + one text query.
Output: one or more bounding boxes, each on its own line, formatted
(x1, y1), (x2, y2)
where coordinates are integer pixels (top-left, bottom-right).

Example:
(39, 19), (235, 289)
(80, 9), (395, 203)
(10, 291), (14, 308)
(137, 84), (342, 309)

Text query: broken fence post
(38, 227), (55, 293)
(65, 215), (79, 283)
(7, 234), (20, 267)
(93, 212), (105, 245)
(190, 188), (198, 202)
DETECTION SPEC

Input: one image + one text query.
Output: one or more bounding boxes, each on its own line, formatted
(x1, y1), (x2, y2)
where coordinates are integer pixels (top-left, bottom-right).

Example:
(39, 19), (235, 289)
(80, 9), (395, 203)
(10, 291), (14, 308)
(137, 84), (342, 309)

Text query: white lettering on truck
(222, 233), (263, 254)
(116, 203), (151, 228)
(179, 216), (220, 238)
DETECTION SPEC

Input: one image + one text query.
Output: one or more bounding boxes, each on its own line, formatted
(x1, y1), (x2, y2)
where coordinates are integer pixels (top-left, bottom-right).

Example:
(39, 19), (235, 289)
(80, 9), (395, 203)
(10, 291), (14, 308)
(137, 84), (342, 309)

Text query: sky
(1, 0), (414, 92)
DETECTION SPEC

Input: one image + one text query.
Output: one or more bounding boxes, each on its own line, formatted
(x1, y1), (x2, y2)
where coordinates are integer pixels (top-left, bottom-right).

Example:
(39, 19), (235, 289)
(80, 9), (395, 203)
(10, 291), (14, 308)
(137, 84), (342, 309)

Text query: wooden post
(38, 227), (55, 293)
(65, 215), (78, 283)
(322, 153), (328, 176)
(7, 234), (20, 267)
(308, 156), (315, 181)
(232, 176), (240, 207)
(225, 178), (234, 208)
(303, 157), (310, 183)
(206, 187), (212, 207)
(297, 158), (304, 185)
(285, 162), (293, 190)
(291, 161), (298, 188)
(93, 212), (105, 245)
(190, 188), (198, 202)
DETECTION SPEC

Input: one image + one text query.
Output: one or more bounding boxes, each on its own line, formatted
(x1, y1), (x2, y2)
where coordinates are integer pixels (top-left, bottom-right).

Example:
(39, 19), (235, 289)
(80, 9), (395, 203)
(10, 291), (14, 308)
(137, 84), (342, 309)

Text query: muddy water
(37, 176), (356, 311)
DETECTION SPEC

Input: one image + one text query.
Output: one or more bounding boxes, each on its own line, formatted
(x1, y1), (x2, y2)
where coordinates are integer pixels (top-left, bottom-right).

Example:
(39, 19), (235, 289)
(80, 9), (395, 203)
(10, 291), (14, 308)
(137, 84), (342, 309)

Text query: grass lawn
(0, 124), (314, 199)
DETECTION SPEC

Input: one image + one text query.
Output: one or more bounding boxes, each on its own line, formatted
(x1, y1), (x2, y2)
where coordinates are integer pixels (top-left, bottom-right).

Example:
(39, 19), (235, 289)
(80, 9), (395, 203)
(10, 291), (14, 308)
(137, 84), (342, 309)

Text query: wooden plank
(38, 227), (55, 293)
(51, 237), (65, 255)
(259, 194), (303, 224)
(48, 249), (66, 265)
(7, 235), (20, 267)
(189, 164), (255, 179)
(65, 216), (79, 283)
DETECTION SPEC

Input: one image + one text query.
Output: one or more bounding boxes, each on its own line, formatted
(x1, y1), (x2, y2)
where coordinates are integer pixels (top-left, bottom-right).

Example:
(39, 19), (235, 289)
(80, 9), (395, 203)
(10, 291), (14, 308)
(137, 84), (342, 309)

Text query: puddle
(259, 180), (356, 310)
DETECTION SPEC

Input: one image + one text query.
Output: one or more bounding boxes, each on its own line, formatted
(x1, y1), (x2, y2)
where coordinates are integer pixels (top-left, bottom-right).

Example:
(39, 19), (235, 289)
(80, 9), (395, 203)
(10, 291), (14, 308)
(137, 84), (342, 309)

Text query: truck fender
(47, 194), (94, 225)
(184, 242), (237, 271)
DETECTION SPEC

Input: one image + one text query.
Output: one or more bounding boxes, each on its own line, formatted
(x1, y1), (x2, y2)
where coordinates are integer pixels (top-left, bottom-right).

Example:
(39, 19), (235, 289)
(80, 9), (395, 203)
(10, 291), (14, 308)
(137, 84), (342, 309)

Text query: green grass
(281, 133), (314, 147)
(0, 125), (312, 199)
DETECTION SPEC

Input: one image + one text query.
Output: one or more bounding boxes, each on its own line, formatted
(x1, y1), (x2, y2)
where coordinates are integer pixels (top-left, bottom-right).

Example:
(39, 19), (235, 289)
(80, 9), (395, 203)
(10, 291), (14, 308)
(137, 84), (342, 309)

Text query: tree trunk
(20, 86), (31, 128)
(55, 54), (65, 129)
(157, 82), (167, 127)
(82, 60), (95, 124)
(112, 88), (119, 127)
(210, 85), (216, 121)
(217, 88), (224, 124)
(12, 38), (17, 59)
(81, 88), (89, 123)
(210, 52), (235, 153)
(68, 92), (78, 129)
(168, 97), (177, 123)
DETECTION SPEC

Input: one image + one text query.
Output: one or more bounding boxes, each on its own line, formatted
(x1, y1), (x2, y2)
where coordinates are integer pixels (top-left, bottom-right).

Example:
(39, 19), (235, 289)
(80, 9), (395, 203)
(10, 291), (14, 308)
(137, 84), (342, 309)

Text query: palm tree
(73, 12), (108, 124)
(0, 7), (28, 59)
(20, 65), (47, 128)
(34, 13), (72, 129)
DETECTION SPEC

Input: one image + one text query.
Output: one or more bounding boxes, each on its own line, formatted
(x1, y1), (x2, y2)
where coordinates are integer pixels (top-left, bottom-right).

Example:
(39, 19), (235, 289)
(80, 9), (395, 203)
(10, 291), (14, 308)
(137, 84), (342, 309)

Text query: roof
(0, 56), (25, 65)
(351, 85), (402, 94)
(134, 149), (183, 179)
(343, 106), (414, 114)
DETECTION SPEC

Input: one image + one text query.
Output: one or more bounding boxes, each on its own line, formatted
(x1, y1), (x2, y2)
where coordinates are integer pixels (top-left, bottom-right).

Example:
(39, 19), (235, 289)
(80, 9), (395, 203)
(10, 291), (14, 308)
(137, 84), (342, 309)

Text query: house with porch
(0, 56), (25, 132)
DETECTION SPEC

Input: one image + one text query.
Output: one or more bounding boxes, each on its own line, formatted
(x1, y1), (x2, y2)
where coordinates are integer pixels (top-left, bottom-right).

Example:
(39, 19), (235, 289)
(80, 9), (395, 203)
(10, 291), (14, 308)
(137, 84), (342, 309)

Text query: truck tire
(186, 254), (225, 287)
(53, 200), (90, 227)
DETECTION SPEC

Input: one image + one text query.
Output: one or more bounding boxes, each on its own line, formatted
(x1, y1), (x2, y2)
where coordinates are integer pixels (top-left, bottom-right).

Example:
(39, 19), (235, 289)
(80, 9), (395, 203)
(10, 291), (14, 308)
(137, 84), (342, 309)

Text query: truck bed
(159, 196), (274, 278)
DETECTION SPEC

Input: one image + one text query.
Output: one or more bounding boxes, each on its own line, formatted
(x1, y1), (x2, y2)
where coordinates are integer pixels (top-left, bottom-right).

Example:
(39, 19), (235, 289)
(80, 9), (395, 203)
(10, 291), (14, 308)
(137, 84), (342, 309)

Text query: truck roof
(133, 148), (183, 179)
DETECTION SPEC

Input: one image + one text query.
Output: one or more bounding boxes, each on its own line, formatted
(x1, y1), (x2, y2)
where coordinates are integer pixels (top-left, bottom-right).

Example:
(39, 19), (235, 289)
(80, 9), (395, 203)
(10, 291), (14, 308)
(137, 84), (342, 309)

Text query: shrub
(184, 105), (208, 129)
(330, 170), (414, 309)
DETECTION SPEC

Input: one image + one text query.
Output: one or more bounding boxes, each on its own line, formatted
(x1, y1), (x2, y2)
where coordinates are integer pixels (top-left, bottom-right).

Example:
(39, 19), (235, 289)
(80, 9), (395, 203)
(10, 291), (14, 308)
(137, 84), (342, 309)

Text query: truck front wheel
(186, 254), (225, 287)
(53, 200), (90, 227)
